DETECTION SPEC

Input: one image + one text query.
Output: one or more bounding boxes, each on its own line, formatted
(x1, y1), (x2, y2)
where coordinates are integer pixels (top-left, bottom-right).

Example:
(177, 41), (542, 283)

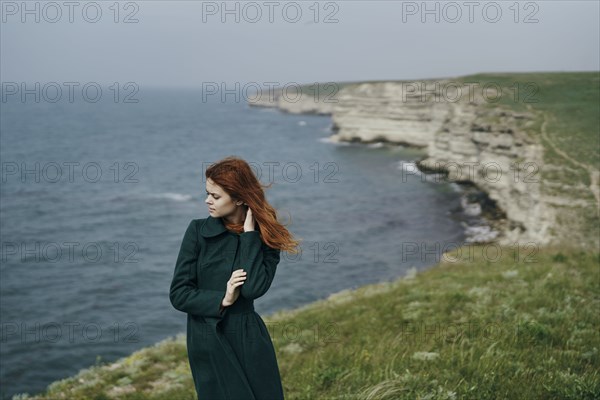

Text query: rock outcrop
(248, 79), (592, 249)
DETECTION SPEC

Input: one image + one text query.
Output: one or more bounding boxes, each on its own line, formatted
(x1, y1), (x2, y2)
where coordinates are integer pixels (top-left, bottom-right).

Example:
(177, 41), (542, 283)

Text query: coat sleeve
(239, 230), (281, 300)
(169, 219), (228, 319)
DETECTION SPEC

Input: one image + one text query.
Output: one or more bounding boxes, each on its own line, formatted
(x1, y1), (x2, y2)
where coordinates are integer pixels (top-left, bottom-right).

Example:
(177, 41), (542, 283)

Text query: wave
(395, 160), (422, 175)
(395, 160), (448, 182)
(145, 192), (193, 202)
(110, 192), (193, 202)
(317, 136), (351, 145)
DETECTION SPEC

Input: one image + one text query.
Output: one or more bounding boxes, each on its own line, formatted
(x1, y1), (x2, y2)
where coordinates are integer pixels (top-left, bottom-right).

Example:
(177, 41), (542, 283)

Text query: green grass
(14, 244), (599, 400)
(271, 244), (599, 400)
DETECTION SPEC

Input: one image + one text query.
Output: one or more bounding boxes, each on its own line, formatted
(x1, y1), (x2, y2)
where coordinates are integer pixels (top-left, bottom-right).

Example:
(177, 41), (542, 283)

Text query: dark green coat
(169, 216), (285, 399)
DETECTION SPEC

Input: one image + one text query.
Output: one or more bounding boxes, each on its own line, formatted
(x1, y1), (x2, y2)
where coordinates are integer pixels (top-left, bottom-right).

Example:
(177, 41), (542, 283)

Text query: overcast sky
(1, 1), (598, 89)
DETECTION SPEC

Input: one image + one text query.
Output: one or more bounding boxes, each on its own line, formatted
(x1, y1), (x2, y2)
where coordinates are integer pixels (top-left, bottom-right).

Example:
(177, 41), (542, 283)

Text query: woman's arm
(238, 231), (281, 300)
(169, 220), (228, 319)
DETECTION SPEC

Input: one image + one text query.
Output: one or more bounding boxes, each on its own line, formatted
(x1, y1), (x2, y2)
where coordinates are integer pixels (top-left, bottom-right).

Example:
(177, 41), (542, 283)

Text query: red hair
(205, 156), (301, 254)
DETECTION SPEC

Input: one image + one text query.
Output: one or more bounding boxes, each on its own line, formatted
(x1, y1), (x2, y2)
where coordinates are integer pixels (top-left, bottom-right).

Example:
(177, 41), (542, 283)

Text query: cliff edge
(248, 73), (599, 250)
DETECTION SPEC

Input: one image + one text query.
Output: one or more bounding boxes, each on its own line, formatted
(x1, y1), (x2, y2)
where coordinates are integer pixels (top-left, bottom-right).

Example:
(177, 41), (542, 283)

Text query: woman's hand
(221, 269), (247, 307)
(243, 205), (255, 232)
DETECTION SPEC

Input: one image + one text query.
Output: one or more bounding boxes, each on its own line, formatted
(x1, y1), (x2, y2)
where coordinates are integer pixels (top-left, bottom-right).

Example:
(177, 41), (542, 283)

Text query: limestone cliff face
(329, 82), (448, 148)
(417, 100), (555, 247)
(248, 81), (563, 247)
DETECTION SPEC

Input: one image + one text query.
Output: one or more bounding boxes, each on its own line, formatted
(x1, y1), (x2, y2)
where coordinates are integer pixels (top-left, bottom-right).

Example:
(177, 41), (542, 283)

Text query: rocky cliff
(248, 79), (588, 249)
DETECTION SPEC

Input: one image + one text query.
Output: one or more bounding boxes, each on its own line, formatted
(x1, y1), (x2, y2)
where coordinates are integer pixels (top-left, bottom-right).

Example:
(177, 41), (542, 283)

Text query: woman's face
(205, 178), (238, 218)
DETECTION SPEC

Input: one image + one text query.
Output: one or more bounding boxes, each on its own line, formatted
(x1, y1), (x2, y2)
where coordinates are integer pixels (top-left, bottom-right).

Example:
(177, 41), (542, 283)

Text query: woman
(170, 156), (300, 400)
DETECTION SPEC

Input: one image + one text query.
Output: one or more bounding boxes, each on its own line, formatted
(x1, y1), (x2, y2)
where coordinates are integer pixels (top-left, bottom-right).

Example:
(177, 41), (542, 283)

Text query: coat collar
(198, 215), (228, 238)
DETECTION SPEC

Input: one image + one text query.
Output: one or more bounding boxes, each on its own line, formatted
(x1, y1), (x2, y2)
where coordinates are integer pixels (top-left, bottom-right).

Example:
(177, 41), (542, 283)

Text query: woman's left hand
(243, 205), (255, 232)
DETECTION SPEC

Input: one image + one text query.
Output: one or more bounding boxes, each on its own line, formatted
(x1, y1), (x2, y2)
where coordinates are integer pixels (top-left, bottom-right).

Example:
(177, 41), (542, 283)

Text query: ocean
(0, 88), (472, 398)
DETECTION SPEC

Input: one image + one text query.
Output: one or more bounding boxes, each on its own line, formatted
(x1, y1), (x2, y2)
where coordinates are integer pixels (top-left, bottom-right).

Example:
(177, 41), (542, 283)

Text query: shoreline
(318, 137), (507, 245)
(248, 92), (513, 247)
(247, 73), (597, 250)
